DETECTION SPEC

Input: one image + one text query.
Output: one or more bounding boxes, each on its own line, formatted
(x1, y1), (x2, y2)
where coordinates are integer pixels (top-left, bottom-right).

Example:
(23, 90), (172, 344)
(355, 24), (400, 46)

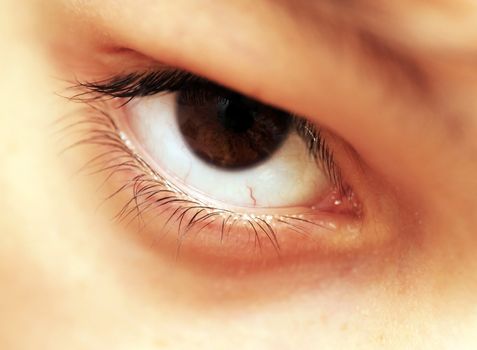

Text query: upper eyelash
(70, 68), (347, 193)
(73, 69), (204, 100)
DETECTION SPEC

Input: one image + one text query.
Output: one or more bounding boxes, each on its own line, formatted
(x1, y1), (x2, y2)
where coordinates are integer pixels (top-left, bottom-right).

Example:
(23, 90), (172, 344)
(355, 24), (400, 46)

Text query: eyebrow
(275, 0), (432, 96)
(354, 30), (430, 94)
(277, 0), (472, 137)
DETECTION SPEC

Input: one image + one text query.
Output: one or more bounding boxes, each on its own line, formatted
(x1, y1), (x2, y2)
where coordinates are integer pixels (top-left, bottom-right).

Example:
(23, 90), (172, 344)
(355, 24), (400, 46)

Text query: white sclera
(126, 93), (330, 208)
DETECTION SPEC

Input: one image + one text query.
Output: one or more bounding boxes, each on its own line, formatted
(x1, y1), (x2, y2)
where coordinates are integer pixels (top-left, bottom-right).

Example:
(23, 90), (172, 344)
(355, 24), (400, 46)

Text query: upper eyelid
(57, 0), (463, 142)
(74, 33), (431, 100)
(72, 68), (280, 110)
(65, 46), (440, 153)
(62, 15), (435, 125)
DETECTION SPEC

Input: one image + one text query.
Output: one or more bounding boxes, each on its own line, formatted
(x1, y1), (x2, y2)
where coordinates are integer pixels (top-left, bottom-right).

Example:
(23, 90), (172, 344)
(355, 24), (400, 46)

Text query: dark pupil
(217, 99), (255, 133)
(177, 91), (291, 169)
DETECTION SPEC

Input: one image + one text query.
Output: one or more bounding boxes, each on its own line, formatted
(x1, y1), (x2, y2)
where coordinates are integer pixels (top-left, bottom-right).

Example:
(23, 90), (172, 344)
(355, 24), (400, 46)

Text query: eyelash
(61, 69), (356, 251)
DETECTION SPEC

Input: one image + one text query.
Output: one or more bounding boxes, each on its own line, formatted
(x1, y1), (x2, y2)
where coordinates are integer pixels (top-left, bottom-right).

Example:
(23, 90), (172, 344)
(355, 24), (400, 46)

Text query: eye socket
(121, 88), (340, 210)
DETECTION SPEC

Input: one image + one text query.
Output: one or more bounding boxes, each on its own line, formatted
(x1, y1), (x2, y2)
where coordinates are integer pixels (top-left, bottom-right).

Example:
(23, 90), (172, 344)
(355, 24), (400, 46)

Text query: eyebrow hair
(272, 0), (469, 133)
(354, 30), (430, 93)
(281, 1), (431, 94)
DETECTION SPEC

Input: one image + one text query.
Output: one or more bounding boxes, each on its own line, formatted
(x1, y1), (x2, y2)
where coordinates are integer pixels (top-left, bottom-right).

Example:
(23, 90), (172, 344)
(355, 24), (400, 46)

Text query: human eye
(63, 67), (365, 263)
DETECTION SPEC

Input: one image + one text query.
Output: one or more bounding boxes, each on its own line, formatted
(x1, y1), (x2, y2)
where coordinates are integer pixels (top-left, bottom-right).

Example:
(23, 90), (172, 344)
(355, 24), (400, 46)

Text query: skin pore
(1, 0), (477, 349)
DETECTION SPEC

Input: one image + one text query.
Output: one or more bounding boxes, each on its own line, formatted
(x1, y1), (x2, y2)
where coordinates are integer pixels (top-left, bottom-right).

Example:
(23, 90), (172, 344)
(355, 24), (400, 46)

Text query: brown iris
(176, 91), (291, 170)
(177, 92), (292, 169)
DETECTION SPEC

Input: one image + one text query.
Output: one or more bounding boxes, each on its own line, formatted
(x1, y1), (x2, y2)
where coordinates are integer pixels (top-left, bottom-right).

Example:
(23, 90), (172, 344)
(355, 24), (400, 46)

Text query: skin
(2, 0), (477, 349)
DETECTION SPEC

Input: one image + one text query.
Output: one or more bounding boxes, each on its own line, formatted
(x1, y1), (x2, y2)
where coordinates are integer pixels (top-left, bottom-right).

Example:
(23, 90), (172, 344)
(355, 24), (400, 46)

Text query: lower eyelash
(58, 103), (345, 253)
